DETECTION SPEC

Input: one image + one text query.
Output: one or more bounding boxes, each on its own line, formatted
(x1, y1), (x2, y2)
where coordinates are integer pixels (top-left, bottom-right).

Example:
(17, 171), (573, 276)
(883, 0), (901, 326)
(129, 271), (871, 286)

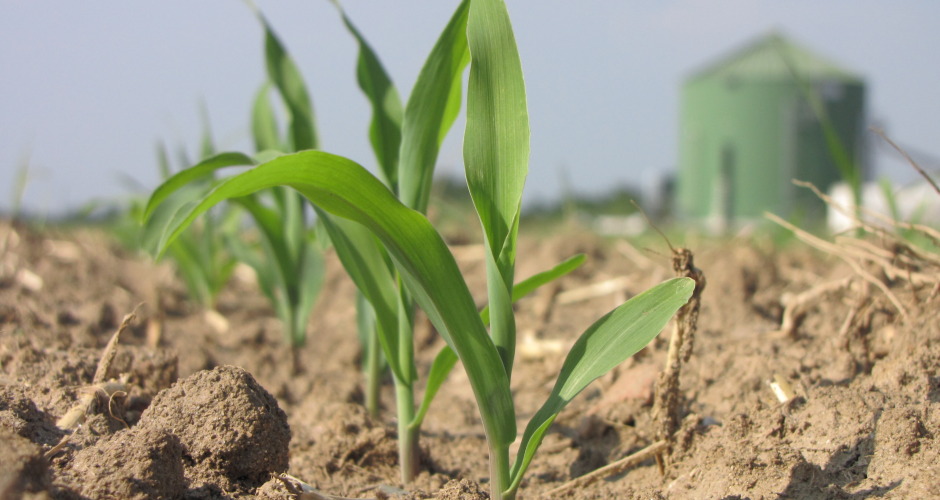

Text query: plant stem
(395, 377), (418, 483)
(364, 327), (382, 418)
(395, 286), (419, 483)
(488, 441), (513, 500)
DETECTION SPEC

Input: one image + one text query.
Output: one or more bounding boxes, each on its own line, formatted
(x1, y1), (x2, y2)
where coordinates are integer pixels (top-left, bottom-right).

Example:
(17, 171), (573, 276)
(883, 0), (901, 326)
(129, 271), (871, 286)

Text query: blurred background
(2, 1), (938, 228)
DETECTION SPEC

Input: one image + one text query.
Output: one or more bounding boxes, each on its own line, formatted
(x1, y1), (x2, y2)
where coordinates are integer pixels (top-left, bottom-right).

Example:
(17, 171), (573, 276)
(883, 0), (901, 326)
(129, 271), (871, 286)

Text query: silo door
(718, 143), (735, 225)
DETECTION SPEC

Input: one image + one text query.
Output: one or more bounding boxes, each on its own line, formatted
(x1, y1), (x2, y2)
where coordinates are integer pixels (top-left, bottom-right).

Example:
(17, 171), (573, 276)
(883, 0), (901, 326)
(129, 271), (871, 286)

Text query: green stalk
(395, 285), (418, 482)
(357, 293), (382, 417)
(489, 441), (512, 500)
(394, 378), (419, 482)
(365, 332), (382, 416)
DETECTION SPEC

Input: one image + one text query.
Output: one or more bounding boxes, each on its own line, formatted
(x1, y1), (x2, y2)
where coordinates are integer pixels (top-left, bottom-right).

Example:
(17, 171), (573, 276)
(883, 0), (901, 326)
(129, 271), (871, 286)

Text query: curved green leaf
(507, 277), (695, 494)
(480, 253), (585, 324)
(260, 15), (317, 151)
(155, 150), (517, 448)
(333, 1), (403, 189)
(142, 152), (254, 223)
(399, 0), (471, 213)
(464, 0), (529, 252)
(252, 82), (284, 152)
(465, 0), (529, 376)
(316, 213), (408, 382)
(414, 253), (586, 429)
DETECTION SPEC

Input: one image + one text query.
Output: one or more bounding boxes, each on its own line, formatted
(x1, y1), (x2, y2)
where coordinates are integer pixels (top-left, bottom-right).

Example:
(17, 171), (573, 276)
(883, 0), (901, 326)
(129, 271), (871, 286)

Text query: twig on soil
(651, 246), (705, 473)
(764, 212), (909, 319)
(56, 377), (130, 429)
(277, 474), (369, 500)
(872, 127), (940, 197)
(93, 304), (141, 384)
(545, 440), (668, 496)
(794, 179), (940, 252)
(43, 434), (72, 460)
(773, 277), (851, 338)
(556, 276), (631, 304)
(57, 306), (141, 429)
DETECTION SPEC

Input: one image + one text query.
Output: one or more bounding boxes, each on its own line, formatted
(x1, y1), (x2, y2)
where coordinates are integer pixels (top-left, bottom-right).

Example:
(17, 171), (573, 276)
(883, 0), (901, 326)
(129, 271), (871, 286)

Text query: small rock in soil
(137, 364), (290, 491)
(433, 478), (489, 500)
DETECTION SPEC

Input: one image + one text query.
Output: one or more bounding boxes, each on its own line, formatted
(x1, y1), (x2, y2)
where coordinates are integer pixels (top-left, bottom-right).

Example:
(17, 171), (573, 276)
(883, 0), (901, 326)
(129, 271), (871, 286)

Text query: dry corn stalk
(652, 247), (705, 472)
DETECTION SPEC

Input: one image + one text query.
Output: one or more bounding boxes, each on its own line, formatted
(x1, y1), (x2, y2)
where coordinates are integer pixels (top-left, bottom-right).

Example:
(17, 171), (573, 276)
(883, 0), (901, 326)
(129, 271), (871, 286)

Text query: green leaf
(198, 99), (216, 159)
(154, 150), (517, 448)
(412, 345), (458, 428)
(480, 253), (585, 324)
(226, 233), (278, 307)
(142, 152), (254, 223)
(465, 0), (530, 375)
(464, 0), (529, 252)
(231, 195), (293, 289)
(292, 239), (325, 346)
(414, 253), (585, 429)
(260, 15), (317, 151)
(316, 213), (408, 382)
(507, 277), (696, 494)
(333, 1), (403, 190)
(399, 0), (471, 213)
(252, 82), (284, 153)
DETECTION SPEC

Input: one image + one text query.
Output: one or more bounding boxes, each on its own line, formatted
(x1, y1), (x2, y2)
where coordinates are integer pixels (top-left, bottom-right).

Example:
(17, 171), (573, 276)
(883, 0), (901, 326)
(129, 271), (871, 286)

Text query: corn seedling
(145, 2), (694, 497)
(142, 16), (327, 367)
(151, 139), (240, 313)
(306, 1), (586, 479)
(110, 110), (241, 314)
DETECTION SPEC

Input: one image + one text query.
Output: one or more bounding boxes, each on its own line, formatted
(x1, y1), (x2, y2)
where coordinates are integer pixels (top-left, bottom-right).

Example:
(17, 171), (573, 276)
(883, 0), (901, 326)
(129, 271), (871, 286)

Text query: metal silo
(677, 32), (866, 231)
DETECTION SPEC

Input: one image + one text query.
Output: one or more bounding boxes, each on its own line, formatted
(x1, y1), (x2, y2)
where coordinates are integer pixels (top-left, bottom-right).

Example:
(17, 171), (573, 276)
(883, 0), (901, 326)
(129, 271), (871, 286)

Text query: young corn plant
(146, 1), (694, 497)
(143, 15), (326, 369)
(152, 129), (239, 313)
(131, 113), (240, 314)
(317, 1), (586, 479)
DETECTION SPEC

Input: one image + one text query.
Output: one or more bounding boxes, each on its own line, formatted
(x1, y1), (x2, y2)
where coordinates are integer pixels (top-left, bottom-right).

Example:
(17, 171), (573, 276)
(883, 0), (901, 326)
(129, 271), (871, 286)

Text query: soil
(1, 218), (937, 499)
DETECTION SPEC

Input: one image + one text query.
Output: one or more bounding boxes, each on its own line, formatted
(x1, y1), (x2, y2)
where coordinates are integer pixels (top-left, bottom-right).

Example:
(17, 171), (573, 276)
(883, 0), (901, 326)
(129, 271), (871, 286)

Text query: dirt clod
(64, 426), (185, 500)
(0, 427), (50, 499)
(138, 365), (291, 492)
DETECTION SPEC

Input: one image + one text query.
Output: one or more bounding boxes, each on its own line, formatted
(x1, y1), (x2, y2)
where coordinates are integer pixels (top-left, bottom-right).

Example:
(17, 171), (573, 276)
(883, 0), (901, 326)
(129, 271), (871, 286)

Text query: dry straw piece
(56, 306), (140, 430)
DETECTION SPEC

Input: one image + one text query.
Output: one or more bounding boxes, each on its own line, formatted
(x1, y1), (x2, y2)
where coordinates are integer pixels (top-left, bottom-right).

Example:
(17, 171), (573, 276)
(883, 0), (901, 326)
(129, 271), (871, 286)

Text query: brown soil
(1, 219), (937, 499)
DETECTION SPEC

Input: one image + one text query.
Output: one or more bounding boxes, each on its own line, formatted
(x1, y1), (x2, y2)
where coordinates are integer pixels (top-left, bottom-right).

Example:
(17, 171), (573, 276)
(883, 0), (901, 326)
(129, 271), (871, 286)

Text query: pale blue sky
(2, 1), (939, 216)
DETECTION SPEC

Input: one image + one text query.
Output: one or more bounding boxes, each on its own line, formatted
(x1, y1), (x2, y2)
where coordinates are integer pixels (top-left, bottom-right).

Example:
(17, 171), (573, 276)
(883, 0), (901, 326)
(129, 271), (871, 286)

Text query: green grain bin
(677, 32), (866, 230)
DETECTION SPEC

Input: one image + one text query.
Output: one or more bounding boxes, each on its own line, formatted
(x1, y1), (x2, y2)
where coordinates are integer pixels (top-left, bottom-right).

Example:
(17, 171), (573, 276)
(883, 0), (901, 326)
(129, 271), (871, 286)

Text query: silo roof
(686, 32), (863, 84)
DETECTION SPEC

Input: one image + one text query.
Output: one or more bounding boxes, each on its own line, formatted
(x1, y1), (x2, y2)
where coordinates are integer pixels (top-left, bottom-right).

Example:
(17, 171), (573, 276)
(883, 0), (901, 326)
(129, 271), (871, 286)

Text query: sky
(2, 1), (939, 216)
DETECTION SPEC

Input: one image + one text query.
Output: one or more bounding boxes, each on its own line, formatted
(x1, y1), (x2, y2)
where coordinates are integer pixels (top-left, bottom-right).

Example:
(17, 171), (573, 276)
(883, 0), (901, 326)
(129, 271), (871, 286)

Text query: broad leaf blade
(464, 0), (529, 252)
(508, 277), (695, 492)
(333, 2), (403, 190)
(465, 0), (530, 374)
(399, 0), (471, 213)
(260, 15), (317, 151)
(142, 152), (254, 223)
(252, 82), (284, 153)
(317, 213), (407, 382)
